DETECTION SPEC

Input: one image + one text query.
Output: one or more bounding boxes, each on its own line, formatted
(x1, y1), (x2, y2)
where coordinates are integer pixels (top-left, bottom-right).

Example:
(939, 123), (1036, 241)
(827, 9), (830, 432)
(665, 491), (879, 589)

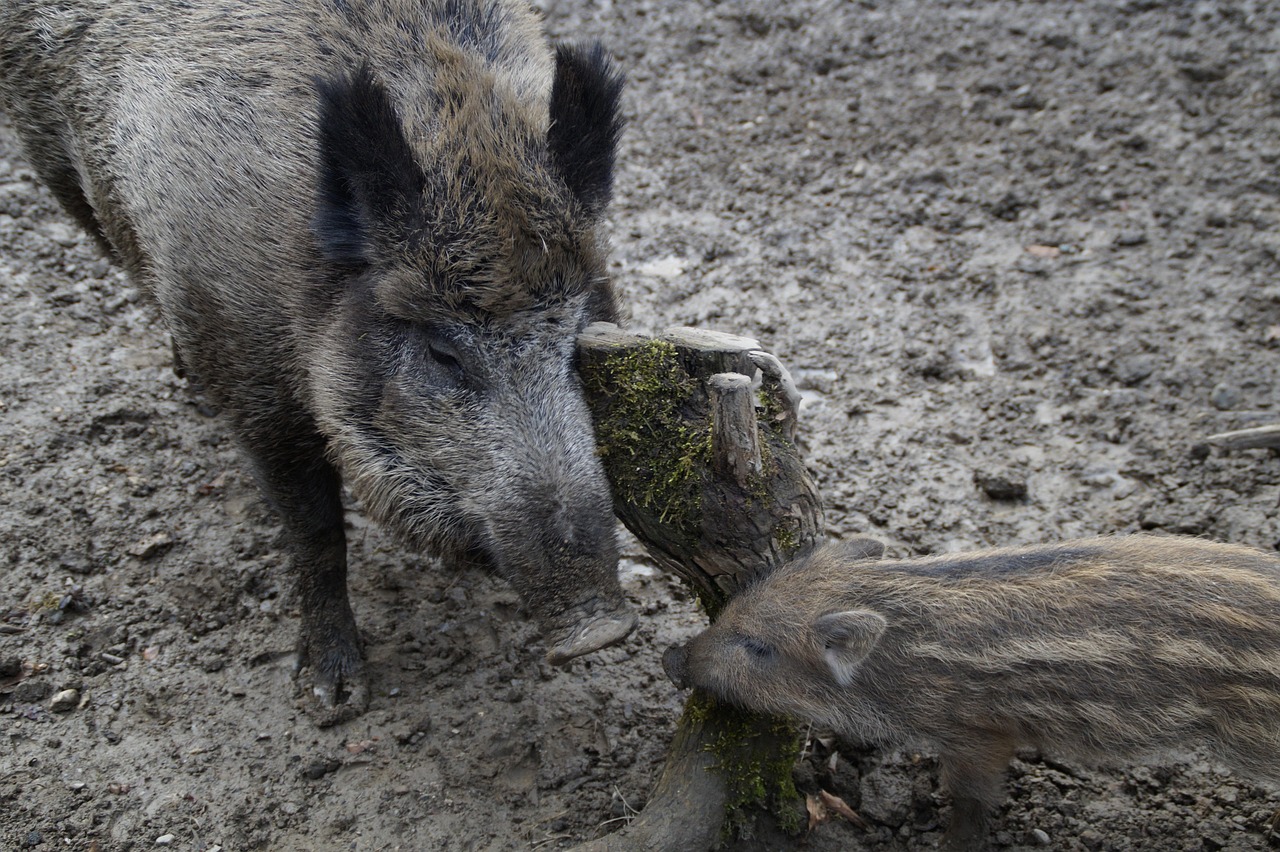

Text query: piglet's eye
(738, 637), (775, 659)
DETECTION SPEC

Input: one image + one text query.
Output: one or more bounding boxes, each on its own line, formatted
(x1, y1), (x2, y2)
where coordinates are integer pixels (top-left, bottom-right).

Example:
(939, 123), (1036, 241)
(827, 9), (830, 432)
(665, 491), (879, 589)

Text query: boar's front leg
(248, 425), (367, 727)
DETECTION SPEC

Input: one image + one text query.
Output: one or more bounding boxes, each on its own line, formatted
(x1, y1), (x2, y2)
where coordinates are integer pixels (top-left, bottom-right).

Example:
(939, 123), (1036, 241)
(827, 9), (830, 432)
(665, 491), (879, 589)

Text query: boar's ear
(547, 42), (625, 218)
(814, 610), (887, 687)
(314, 64), (424, 267)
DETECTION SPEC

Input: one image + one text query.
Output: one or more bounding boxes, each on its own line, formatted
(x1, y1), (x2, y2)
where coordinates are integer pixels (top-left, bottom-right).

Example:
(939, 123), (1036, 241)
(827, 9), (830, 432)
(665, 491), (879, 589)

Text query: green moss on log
(772, 521), (799, 556)
(684, 691), (805, 841)
(582, 339), (712, 548)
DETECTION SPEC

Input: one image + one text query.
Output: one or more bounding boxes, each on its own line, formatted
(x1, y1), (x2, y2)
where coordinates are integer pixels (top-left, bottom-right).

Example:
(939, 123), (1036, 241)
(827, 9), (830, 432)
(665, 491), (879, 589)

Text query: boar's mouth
(543, 601), (638, 664)
(456, 542), (637, 663)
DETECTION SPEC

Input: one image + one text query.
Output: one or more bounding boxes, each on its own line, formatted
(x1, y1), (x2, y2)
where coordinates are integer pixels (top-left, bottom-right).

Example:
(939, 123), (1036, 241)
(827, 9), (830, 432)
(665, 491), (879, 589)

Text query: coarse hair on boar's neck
(0, 0), (635, 727)
(313, 39), (624, 322)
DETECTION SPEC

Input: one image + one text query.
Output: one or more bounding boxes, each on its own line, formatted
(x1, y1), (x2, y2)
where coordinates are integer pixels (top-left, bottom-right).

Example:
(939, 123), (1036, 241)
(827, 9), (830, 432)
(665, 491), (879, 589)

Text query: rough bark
(573, 323), (825, 849)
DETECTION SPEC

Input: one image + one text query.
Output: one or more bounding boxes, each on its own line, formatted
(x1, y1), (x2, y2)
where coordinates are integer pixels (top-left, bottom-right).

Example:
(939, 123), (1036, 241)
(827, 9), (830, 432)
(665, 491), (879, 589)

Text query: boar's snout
(479, 468), (637, 663)
(545, 602), (638, 664)
(662, 644), (692, 688)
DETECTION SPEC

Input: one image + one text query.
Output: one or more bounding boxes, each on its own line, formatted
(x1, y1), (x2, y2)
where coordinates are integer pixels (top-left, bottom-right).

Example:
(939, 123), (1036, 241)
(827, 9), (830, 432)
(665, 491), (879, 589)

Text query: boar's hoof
(297, 633), (369, 728)
(544, 607), (637, 665)
(661, 644), (691, 689)
(308, 669), (370, 728)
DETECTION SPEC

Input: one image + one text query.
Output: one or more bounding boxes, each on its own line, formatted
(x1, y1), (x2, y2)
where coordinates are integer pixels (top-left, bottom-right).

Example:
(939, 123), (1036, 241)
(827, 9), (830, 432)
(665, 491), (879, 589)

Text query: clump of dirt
(4, 1), (1280, 850)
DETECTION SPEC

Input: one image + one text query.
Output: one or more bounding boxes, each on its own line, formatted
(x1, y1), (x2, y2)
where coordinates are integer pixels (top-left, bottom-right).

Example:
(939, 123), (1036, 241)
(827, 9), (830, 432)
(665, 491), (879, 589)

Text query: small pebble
(49, 688), (80, 713)
(43, 222), (80, 247)
(303, 759), (340, 780)
(155, 836), (174, 846)
(974, 469), (1028, 501)
(1031, 827), (1051, 845)
(127, 532), (174, 560)
(1210, 382), (1242, 411)
(1114, 354), (1155, 386)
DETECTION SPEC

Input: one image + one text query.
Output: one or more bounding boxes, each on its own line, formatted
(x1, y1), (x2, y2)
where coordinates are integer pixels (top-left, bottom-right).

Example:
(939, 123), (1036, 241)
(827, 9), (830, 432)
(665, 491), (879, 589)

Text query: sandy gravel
(4, 1), (1280, 849)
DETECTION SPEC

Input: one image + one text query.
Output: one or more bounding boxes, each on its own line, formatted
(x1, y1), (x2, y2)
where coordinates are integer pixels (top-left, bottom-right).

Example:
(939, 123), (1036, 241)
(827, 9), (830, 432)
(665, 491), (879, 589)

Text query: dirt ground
(4, 0), (1280, 849)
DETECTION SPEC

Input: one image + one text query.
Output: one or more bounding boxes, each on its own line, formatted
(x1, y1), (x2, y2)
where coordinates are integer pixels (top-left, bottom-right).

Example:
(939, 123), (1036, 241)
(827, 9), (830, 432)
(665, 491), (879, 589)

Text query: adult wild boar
(0, 0), (635, 724)
(665, 535), (1280, 850)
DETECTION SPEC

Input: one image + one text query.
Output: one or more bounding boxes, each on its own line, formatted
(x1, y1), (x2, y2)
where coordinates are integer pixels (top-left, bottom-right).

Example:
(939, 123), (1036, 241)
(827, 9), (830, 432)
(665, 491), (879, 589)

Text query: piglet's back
(750, 536), (1280, 779)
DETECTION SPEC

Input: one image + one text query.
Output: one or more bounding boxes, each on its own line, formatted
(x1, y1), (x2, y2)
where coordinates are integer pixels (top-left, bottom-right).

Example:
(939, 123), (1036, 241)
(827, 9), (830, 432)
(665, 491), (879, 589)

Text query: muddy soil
(5, 1), (1280, 850)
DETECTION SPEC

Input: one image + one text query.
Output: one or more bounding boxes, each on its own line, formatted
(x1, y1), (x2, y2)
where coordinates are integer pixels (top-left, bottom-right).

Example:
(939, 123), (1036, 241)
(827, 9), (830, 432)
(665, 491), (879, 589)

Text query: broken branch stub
(577, 322), (825, 615)
(709, 373), (762, 489)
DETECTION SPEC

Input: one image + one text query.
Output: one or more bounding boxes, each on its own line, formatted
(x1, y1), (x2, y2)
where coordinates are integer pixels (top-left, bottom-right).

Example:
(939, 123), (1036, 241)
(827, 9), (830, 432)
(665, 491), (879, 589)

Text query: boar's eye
(738, 636), (775, 660)
(413, 326), (465, 386)
(426, 339), (461, 373)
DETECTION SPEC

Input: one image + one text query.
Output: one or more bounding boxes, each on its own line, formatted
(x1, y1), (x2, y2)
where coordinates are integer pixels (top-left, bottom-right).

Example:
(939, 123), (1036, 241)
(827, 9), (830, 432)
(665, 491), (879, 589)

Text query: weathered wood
(575, 322), (825, 849)
(1205, 424), (1280, 451)
(708, 373), (762, 489)
(660, 327), (760, 379)
(577, 322), (824, 609)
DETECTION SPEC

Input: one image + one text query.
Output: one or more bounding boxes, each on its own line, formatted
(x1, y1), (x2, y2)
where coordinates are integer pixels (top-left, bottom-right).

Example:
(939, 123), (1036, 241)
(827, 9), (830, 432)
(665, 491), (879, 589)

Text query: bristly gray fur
(0, 0), (635, 725)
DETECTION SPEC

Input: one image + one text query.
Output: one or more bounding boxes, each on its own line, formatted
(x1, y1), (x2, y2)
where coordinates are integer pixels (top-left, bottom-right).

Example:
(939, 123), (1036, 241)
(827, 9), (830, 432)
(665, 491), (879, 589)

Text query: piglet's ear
(547, 42), (625, 218)
(839, 537), (886, 562)
(814, 610), (887, 687)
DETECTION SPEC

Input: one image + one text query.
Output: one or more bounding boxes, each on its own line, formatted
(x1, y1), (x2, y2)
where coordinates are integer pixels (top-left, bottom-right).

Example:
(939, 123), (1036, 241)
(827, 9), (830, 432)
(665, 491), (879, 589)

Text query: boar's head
(305, 43), (634, 662)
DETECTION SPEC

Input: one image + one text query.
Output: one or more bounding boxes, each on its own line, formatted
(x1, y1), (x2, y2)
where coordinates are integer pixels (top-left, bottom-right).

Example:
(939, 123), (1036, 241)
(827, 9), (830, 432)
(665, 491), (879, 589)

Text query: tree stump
(573, 323), (826, 849)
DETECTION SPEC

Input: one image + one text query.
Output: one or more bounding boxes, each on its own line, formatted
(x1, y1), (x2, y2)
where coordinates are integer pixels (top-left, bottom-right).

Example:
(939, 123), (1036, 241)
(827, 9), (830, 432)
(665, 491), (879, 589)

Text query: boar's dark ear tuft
(547, 42), (625, 217)
(314, 64), (424, 266)
(814, 610), (887, 687)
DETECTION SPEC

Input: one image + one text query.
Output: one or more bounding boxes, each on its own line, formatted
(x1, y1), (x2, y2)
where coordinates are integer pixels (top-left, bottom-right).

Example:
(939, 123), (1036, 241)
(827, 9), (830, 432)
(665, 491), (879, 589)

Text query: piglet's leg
(938, 740), (1015, 852)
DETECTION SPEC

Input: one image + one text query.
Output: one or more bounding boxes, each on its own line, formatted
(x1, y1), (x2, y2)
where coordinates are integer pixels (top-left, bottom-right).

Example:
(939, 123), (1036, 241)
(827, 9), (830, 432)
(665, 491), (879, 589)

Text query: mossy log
(572, 323), (825, 850)
(577, 323), (823, 615)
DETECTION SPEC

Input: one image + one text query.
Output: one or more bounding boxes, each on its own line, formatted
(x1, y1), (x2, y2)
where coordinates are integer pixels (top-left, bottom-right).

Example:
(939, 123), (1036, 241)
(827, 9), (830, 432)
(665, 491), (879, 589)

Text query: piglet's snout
(662, 644), (692, 689)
